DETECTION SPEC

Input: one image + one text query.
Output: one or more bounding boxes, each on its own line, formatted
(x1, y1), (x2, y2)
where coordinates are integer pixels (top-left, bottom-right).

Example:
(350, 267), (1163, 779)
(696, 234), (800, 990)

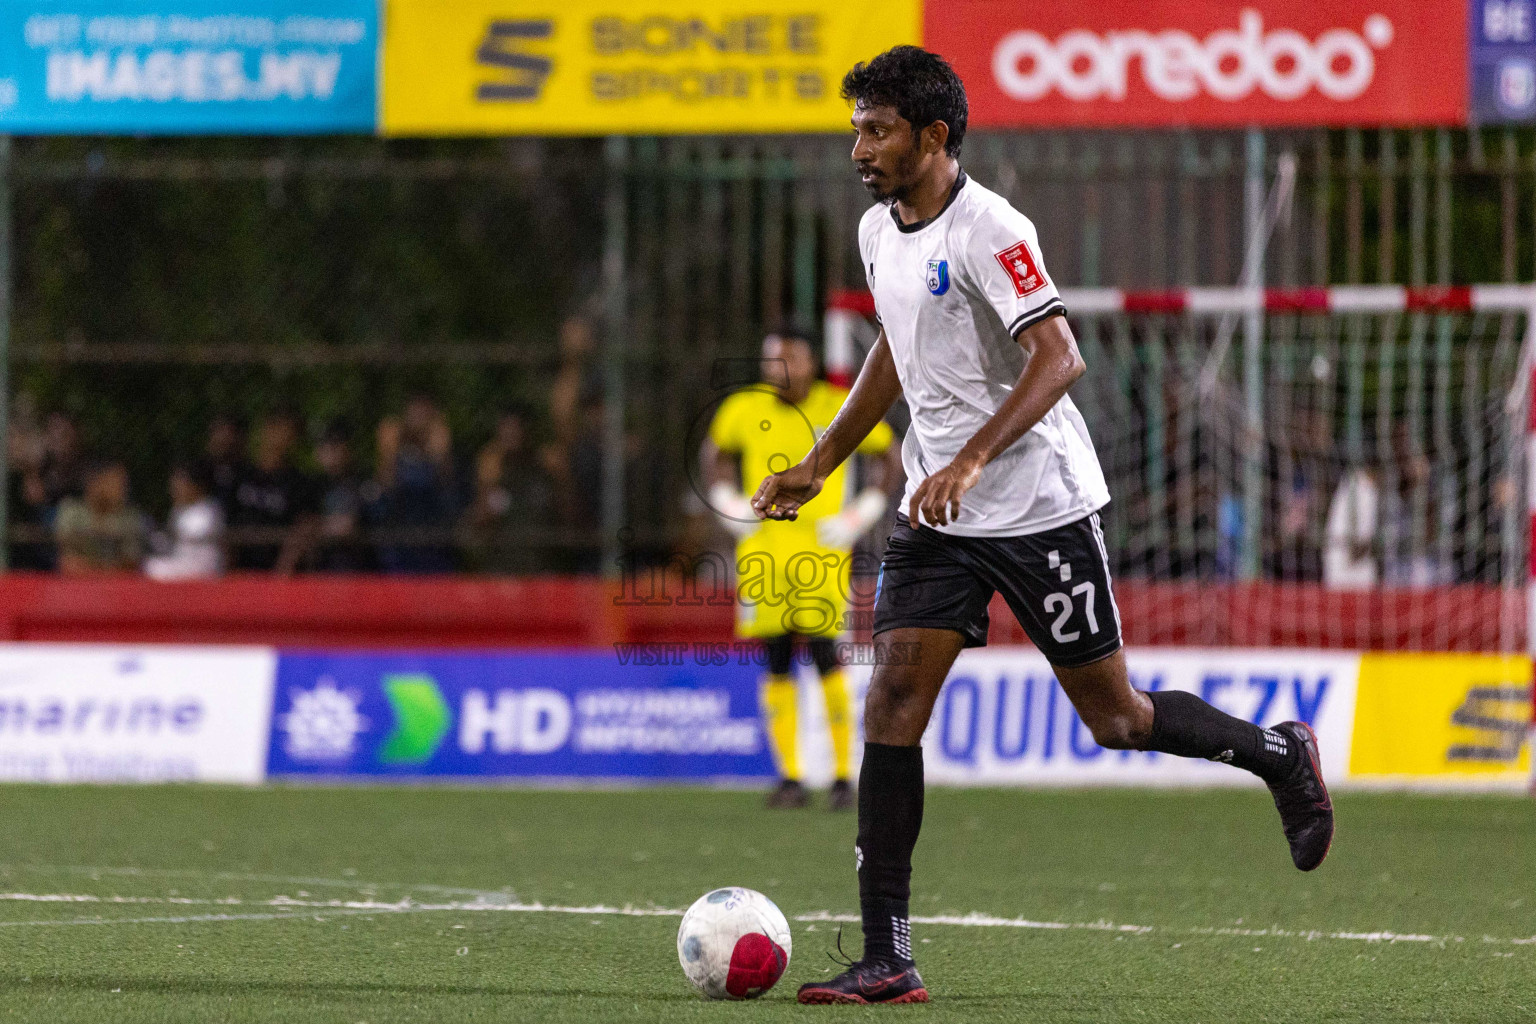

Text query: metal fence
(3, 127), (1535, 577)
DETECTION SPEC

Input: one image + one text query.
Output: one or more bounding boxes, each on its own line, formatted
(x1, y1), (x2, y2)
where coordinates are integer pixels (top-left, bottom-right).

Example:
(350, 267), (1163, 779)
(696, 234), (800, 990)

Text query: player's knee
(1083, 709), (1149, 750)
(863, 676), (922, 738)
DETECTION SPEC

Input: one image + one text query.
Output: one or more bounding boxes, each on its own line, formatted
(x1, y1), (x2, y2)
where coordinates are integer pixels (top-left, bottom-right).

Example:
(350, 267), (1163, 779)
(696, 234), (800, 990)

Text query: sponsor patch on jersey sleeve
(993, 240), (1047, 298)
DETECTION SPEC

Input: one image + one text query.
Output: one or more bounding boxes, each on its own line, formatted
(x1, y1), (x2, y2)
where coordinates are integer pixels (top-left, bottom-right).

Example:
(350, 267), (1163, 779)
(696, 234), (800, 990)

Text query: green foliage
(10, 136), (606, 502)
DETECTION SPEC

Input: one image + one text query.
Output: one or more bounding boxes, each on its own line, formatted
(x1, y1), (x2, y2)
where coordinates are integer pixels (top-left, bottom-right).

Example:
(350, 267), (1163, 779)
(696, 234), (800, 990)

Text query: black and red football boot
(797, 959), (929, 1005)
(1266, 721), (1334, 871)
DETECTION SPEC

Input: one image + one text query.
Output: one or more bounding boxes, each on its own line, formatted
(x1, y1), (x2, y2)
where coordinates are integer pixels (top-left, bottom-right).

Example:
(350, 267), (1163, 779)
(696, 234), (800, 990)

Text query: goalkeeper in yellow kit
(703, 326), (900, 810)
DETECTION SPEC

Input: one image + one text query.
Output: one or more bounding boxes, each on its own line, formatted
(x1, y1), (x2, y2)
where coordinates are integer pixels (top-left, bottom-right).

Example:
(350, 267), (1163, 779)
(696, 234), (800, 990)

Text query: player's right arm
(702, 393), (760, 539)
(752, 330), (902, 521)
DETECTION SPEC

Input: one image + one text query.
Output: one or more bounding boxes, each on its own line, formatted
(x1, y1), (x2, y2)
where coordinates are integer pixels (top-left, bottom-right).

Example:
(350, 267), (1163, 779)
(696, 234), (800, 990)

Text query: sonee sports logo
(477, 20), (554, 101)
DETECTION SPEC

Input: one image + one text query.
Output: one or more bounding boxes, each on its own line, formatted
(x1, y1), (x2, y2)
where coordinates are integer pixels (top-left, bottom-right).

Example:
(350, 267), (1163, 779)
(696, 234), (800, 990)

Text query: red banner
(927, 1), (1467, 128)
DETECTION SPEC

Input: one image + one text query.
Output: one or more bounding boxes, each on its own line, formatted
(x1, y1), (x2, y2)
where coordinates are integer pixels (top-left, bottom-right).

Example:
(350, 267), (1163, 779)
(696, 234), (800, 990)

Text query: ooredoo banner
(927, 0), (1467, 127)
(0, 644), (275, 782)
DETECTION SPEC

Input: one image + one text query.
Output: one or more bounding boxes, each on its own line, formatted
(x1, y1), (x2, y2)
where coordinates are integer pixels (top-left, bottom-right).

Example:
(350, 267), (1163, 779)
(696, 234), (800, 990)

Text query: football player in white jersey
(751, 46), (1335, 1006)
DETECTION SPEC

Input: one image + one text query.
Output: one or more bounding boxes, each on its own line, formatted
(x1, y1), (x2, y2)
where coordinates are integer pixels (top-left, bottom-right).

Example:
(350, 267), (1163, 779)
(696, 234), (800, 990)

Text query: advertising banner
(823, 648), (1358, 788)
(0, 0), (378, 134)
(0, 641), (1520, 788)
(267, 650), (776, 780)
(1349, 653), (1532, 786)
(0, 644), (275, 783)
(927, 0), (1467, 128)
(380, 0), (920, 135)
(1470, 0), (1536, 121)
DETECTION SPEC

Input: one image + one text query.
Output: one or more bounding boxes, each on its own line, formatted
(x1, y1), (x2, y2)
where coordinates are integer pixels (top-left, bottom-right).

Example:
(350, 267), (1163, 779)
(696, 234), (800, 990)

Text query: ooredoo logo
(991, 9), (1396, 104)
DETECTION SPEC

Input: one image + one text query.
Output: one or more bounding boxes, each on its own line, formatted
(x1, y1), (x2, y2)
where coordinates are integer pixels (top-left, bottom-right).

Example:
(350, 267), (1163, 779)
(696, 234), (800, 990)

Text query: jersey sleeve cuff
(1009, 299), (1067, 337)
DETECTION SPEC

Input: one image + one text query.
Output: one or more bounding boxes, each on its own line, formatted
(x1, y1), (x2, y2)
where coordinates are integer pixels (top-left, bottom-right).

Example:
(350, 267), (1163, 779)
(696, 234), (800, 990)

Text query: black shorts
(871, 510), (1123, 668)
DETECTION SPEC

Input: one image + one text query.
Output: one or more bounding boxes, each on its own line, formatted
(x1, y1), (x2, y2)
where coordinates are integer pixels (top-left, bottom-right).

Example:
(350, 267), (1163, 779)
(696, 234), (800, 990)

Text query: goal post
(825, 284), (1536, 657)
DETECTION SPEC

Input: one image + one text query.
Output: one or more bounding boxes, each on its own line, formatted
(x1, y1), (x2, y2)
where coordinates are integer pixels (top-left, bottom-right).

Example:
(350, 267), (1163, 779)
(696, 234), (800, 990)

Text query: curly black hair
(841, 46), (968, 158)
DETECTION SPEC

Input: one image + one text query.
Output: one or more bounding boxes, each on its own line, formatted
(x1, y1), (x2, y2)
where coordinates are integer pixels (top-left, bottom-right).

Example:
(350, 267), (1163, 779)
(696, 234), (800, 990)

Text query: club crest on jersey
(994, 240), (1046, 297)
(925, 259), (950, 296)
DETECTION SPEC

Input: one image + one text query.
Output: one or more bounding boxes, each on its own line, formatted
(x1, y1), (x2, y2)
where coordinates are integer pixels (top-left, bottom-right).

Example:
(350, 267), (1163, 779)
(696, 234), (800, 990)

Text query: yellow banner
(381, 0), (921, 135)
(1350, 653), (1532, 782)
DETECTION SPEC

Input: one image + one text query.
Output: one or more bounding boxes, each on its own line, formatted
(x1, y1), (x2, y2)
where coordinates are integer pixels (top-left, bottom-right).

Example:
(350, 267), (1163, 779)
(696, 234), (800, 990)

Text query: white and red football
(676, 887), (792, 1000)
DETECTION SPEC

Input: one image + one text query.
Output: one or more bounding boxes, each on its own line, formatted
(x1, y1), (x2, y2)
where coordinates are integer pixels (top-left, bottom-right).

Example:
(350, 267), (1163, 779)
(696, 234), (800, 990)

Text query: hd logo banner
(380, 0), (920, 135)
(0, 0), (378, 134)
(267, 650), (775, 779)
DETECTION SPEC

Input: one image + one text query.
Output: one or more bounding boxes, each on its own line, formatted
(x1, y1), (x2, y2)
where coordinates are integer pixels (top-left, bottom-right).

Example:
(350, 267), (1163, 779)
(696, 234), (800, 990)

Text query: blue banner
(1471, 0), (1536, 121)
(267, 651), (776, 780)
(0, 0), (377, 134)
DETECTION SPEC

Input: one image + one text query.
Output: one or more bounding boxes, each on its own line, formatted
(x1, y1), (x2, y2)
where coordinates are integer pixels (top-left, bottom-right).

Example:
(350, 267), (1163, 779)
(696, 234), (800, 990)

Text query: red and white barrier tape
(828, 285), (1536, 317)
(1061, 285), (1536, 315)
(823, 285), (1536, 386)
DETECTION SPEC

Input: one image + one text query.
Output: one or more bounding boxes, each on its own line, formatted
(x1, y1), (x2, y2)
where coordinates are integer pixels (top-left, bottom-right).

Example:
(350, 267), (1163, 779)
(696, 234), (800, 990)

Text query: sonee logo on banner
(476, 20), (554, 101)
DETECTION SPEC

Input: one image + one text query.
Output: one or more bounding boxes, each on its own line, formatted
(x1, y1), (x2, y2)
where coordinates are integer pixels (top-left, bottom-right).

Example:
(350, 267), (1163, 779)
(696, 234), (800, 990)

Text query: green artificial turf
(0, 785), (1531, 1022)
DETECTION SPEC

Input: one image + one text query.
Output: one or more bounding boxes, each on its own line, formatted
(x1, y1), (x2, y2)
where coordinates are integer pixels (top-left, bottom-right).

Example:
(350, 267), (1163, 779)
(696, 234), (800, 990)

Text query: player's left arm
(909, 314), (1083, 527)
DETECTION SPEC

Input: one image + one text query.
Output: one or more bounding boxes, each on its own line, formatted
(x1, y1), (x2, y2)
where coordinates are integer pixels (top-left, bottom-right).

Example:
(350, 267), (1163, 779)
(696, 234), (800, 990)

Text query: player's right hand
(751, 461), (824, 521)
(708, 483), (762, 540)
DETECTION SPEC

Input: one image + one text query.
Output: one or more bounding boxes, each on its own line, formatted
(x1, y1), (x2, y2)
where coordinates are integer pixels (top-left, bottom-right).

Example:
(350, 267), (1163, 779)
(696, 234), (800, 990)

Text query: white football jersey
(859, 170), (1109, 537)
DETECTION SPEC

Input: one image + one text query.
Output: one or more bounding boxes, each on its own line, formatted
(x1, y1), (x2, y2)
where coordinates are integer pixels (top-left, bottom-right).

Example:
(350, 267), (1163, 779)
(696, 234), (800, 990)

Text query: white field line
(0, 909), (395, 928)
(0, 892), (1533, 947)
(0, 864), (499, 899)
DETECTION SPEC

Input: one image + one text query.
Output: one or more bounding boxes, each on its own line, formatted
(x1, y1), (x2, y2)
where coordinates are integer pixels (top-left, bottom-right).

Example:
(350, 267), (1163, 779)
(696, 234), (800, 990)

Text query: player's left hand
(909, 456), (983, 528)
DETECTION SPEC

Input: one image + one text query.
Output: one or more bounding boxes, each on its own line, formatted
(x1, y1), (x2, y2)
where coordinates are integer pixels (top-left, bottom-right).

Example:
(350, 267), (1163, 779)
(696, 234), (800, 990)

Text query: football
(676, 887), (793, 1000)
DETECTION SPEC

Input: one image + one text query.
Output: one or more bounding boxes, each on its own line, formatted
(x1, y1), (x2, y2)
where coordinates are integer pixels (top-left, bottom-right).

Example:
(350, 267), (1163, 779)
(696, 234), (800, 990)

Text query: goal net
(827, 286), (1536, 653)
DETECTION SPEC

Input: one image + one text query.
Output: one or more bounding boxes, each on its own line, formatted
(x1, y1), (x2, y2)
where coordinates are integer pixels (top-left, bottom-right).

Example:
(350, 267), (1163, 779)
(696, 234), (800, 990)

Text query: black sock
(856, 742), (923, 966)
(1145, 690), (1297, 783)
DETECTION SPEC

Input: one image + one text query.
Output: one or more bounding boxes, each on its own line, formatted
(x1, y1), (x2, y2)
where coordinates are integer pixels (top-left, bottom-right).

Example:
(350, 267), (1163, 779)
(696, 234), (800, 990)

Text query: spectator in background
(35, 411), (87, 508)
(55, 460), (146, 575)
(1324, 425), (1454, 590)
(373, 393), (457, 574)
(467, 408), (555, 573)
(144, 461), (224, 581)
(549, 315), (600, 447)
(313, 422), (373, 573)
(7, 395), (52, 569)
(1378, 424), (1455, 587)
(1265, 406), (1335, 583)
(228, 410), (320, 574)
(11, 411), (90, 571)
(560, 398), (606, 574)
(1324, 463), (1378, 590)
(202, 414), (249, 514)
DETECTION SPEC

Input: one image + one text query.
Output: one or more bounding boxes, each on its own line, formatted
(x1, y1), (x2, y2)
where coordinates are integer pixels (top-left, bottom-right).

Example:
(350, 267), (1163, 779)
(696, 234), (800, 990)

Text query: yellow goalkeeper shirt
(708, 381), (892, 523)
